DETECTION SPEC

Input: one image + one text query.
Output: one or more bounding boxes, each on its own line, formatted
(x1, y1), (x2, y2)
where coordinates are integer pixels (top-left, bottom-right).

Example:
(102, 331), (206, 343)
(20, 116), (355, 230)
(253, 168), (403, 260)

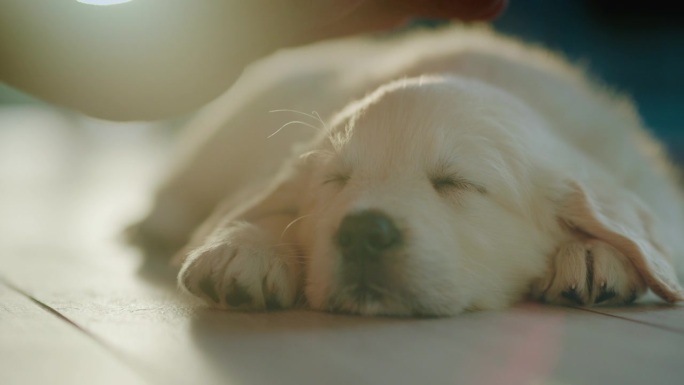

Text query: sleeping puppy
(133, 26), (684, 316)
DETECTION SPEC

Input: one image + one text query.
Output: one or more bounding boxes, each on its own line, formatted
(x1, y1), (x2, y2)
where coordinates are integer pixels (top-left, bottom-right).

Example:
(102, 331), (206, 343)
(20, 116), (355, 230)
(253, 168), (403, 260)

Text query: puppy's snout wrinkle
(336, 210), (402, 259)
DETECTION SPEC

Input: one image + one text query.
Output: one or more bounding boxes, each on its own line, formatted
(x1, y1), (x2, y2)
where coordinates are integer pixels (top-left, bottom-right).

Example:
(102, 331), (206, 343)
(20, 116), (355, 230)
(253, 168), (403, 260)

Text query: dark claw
(225, 282), (253, 307)
(561, 287), (585, 305)
(265, 296), (282, 310)
(261, 276), (282, 310)
(199, 277), (219, 303)
(625, 289), (638, 304)
(595, 287), (617, 304)
(585, 250), (594, 295)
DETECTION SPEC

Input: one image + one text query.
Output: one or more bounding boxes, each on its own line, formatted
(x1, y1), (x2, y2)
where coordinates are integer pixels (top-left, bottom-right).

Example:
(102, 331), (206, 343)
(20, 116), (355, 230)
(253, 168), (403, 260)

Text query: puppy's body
(136, 27), (684, 315)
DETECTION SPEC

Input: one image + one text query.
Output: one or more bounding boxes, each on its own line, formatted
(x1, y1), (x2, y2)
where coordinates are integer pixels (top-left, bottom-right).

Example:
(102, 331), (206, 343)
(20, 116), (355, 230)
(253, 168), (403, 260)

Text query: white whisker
(268, 109), (330, 138)
(310, 110), (329, 131)
(270, 109), (322, 124)
(280, 214), (314, 239)
(268, 120), (321, 138)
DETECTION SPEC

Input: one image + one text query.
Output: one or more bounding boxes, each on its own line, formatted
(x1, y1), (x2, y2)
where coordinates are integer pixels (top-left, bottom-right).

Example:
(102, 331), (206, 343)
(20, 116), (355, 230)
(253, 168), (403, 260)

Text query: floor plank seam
(573, 306), (684, 335)
(0, 274), (159, 385)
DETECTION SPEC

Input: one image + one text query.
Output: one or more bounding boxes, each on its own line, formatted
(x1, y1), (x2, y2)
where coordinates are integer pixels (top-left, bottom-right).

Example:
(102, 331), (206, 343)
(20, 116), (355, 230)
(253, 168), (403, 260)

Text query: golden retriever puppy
(134, 27), (684, 316)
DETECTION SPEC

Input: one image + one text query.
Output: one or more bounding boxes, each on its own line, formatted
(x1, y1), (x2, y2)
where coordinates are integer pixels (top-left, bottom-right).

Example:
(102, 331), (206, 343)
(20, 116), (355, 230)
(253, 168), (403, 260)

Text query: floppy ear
(555, 180), (683, 302)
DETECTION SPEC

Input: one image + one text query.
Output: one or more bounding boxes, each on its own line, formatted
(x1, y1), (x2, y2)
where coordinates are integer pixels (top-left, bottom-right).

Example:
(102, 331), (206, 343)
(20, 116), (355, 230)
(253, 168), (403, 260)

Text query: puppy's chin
(318, 288), (469, 317)
(304, 266), (469, 317)
(328, 290), (415, 317)
(301, 230), (473, 317)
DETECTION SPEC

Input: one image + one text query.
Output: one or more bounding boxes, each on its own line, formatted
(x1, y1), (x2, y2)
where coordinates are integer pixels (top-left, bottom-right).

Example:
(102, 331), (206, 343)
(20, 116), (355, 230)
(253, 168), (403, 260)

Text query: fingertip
(401, 0), (509, 22)
(471, 0), (509, 21)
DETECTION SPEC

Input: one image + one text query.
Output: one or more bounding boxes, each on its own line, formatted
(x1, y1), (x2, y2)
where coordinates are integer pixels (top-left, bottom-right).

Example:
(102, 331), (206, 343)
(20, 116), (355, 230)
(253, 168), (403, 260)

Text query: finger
(301, 0), (508, 41)
(390, 0), (509, 21)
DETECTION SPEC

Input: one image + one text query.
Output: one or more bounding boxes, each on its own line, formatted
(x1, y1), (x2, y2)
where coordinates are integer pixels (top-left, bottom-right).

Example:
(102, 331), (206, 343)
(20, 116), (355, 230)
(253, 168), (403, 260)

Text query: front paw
(179, 222), (300, 310)
(532, 240), (647, 306)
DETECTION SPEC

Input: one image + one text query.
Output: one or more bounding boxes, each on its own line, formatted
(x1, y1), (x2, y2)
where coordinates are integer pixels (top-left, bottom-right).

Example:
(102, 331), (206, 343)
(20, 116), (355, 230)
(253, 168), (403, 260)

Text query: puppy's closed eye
(430, 175), (486, 194)
(322, 173), (350, 187)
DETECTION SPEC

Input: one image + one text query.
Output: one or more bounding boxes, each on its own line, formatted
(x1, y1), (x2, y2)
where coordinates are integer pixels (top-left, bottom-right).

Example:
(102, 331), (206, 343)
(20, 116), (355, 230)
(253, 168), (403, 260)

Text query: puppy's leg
(131, 64), (324, 257)
(179, 214), (302, 310)
(532, 240), (647, 306)
(177, 154), (313, 310)
(131, 114), (310, 258)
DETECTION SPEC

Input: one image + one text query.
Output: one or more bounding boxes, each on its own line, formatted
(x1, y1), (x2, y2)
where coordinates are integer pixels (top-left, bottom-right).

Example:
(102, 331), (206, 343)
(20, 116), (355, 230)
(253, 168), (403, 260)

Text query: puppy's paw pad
(179, 222), (298, 310)
(534, 240), (646, 306)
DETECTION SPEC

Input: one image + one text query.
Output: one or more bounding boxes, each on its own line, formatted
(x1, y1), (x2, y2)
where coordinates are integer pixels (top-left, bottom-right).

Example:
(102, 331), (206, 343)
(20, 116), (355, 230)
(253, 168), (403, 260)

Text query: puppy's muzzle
(336, 210), (402, 260)
(333, 210), (404, 307)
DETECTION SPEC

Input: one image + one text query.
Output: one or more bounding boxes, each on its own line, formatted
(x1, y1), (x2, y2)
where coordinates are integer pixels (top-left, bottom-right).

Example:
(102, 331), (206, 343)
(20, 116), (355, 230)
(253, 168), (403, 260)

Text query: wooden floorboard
(1, 106), (683, 385)
(575, 301), (684, 334)
(0, 282), (147, 385)
(4, 252), (684, 385)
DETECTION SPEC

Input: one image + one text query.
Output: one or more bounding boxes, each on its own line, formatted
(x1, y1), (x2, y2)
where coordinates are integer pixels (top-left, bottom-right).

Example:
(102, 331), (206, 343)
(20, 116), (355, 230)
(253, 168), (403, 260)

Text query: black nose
(336, 210), (401, 259)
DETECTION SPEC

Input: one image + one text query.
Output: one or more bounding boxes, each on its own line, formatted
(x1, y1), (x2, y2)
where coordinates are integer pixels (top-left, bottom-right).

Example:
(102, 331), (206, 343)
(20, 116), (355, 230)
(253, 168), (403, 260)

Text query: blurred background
(2, 1), (682, 158)
(493, 0), (684, 163)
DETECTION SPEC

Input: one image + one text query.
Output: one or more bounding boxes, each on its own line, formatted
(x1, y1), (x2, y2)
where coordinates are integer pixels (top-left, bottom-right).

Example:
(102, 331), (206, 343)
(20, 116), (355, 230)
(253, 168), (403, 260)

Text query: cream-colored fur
(133, 26), (684, 316)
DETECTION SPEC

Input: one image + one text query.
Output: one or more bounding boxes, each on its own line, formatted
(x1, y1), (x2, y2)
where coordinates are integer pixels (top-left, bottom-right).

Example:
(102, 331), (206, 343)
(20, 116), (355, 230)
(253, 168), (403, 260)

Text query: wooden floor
(1, 106), (683, 385)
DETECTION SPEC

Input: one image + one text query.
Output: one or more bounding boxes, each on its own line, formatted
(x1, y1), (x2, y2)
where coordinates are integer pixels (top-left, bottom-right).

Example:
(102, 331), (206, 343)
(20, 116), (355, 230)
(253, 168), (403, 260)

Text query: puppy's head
(296, 76), (563, 316)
